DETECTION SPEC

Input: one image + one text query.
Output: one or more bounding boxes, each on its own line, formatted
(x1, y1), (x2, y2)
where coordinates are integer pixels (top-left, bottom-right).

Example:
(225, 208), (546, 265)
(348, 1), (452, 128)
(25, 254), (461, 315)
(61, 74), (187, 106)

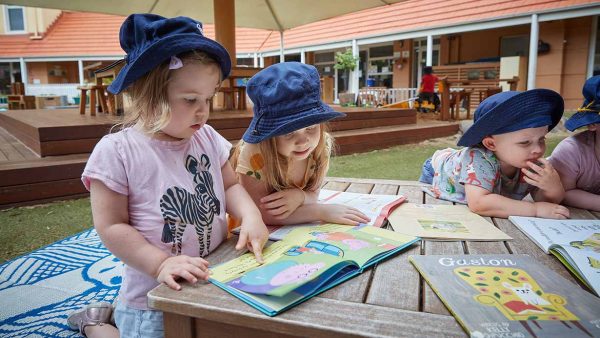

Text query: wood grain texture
(422, 240), (465, 315)
(147, 178), (597, 337)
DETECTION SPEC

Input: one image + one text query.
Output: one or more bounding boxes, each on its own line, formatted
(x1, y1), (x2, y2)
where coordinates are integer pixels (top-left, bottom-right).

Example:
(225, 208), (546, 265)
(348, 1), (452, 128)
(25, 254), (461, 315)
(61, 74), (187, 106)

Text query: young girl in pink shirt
(67, 14), (268, 338)
(549, 76), (600, 211)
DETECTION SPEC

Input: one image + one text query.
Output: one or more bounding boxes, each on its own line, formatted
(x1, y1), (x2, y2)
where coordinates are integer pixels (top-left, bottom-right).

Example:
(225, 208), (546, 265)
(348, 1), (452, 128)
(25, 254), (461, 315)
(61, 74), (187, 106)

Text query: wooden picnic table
(148, 177), (600, 338)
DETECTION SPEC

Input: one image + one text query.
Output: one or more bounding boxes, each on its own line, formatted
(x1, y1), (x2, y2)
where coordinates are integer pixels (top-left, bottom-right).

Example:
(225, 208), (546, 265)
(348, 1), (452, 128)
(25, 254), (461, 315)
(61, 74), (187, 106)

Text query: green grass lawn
(0, 134), (568, 263)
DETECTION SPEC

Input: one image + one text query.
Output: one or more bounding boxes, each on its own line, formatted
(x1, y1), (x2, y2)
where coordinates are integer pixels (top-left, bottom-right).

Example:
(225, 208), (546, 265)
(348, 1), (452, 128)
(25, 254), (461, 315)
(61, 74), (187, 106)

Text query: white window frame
(4, 5), (27, 34)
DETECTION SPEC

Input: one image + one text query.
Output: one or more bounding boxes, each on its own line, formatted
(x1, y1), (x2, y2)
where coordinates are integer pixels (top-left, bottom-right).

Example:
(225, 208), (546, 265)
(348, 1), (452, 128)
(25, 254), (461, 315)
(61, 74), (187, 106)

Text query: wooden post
(214, 0), (236, 66)
(509, 76), (520, 91)
(439, 78), (450, 121)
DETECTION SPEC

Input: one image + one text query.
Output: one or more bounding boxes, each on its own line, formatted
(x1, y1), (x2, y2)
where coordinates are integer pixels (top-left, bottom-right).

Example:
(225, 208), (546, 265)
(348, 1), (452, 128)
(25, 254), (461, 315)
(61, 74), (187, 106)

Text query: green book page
(211, 224), (417, 297)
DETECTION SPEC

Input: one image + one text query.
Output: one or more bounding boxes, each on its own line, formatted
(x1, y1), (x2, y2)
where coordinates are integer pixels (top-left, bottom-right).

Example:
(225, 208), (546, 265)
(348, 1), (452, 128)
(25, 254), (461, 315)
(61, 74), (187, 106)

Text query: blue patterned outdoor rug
(0, 229), (122, 337)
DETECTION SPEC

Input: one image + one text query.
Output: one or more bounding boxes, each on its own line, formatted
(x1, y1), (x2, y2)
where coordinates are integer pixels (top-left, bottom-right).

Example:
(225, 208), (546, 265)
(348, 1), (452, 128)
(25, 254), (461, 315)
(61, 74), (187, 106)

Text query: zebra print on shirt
(160, 154), (221, 257)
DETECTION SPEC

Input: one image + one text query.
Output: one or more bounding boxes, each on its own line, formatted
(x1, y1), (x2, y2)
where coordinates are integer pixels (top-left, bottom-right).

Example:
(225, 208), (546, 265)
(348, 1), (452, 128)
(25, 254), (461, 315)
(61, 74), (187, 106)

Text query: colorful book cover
(231, 189), (407, 240)
(210, 223), (419, 316)
(509, 216), (600, 296)
(389, 204), (512, 241)
(410, 254), (600, 338)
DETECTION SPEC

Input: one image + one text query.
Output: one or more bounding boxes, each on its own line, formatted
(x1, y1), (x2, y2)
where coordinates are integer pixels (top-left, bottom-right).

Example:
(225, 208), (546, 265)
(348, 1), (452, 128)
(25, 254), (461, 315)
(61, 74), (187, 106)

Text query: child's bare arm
(259, 182), (321, 218)
(465, 184), (569, 219)
(239, 174), (369, 225)
(523, 158), (565, 203)
(556, 169), (600, 211)
(90, 179), (209, 290)
(222, 161), (268, 263)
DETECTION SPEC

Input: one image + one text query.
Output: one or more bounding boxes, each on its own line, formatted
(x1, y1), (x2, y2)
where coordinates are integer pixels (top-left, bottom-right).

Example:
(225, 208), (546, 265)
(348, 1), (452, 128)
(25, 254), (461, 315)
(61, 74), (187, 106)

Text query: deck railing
(25, 83), (80, 104)
(357, 87), (418, 106)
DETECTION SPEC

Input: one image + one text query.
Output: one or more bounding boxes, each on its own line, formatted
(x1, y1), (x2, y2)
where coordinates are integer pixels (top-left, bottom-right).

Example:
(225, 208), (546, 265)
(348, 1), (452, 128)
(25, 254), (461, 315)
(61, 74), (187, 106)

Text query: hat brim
(242, 103), (345, 144)
(457, 89), (564, 147)
(564, 111), (600, 131)
(108, 33), (231, 94)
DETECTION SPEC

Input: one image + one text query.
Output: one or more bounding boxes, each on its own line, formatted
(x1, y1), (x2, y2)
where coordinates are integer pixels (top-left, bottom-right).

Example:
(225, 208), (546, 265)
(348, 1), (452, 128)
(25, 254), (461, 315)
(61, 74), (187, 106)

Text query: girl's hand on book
(236, 216), (269, 264)
(321, 204), (371, 225)
(156, 255), (211, 291)
(260, 188), (305, 219)
(534, 201), (570, 219)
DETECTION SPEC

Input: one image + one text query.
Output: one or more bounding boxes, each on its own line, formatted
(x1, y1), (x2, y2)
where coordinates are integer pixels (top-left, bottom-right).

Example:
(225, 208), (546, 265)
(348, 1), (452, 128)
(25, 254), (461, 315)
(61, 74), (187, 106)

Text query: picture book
(410, 254), (600, 338)
(210, 223), (419, 316)
(508, 216), (600, 296)
(388, 204), (512, 241)
(231, 189), (407, 240)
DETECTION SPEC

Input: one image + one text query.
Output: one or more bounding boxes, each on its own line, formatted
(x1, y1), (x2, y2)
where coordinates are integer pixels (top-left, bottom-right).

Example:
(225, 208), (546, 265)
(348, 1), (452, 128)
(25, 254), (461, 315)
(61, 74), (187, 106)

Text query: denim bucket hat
(107, 14), (231, 94)
(242, 62), (345, 144)
(457, 89), (563, 147)
(565, 76), (600, 131)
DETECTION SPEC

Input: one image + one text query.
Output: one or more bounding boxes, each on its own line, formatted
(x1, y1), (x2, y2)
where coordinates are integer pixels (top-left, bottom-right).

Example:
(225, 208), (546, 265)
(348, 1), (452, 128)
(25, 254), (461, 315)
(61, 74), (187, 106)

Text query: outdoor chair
(448, 89), (471, 120)
(216, 86), (246, 111)
(479, 86), (502, 103)
(7, 94), (36, 110)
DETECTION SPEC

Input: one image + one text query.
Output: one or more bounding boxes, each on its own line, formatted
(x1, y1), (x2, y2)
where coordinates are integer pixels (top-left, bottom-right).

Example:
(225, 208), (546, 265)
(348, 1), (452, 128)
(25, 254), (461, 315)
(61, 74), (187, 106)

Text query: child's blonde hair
(231, 123), (334, 192)
(117, 50), (221, 133)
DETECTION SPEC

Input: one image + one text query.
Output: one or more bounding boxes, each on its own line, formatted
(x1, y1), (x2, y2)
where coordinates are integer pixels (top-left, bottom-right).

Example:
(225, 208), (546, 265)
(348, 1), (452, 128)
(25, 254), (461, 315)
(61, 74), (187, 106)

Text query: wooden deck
(0, 107), (459, 208)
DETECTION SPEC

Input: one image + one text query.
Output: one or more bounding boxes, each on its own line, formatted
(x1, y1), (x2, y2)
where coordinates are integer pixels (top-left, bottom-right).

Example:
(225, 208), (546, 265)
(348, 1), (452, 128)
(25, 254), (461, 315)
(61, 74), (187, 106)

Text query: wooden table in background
(148, 177), (600, 338)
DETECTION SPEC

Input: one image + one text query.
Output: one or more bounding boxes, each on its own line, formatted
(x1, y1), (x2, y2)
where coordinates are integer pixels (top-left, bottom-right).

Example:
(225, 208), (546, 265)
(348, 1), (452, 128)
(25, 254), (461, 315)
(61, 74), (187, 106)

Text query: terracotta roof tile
(0, 11), (273, 58)
(258, 0), (597, 51)
(0, 0), (596, 58)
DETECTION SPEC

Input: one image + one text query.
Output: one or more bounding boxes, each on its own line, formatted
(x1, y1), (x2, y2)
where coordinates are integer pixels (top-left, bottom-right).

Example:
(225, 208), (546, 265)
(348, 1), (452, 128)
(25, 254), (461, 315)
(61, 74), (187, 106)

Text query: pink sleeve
(81, 135), (129, 195)
(548, 137), (580, 179)
(202, 125), (232, 168)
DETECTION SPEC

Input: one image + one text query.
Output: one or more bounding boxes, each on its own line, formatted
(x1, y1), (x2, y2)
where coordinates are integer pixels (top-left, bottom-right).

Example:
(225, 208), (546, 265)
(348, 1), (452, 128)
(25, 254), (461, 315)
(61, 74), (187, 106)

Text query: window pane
(369, 45), (393, 58)
(315, 64), (334, 76)
(315, 52), (334, 63)
(500, 35), (529, 57)
(8, 8), (25, 31)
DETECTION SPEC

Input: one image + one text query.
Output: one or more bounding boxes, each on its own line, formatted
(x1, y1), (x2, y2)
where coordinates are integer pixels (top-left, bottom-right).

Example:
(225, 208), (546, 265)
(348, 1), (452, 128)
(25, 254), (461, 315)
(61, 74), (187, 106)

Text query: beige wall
(560, 16), (591, 109)
(451, 26), (529, 63)
(434, 17), (592, 110)
(0, 6), (60, 35)
(27, 61), (79, 84)
(392, 39), (413, 88)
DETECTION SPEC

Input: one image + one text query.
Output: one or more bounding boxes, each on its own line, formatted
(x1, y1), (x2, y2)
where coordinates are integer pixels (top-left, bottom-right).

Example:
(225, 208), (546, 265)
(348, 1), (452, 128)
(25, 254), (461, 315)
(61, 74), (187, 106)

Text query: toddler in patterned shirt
(419, 89), (569, 219)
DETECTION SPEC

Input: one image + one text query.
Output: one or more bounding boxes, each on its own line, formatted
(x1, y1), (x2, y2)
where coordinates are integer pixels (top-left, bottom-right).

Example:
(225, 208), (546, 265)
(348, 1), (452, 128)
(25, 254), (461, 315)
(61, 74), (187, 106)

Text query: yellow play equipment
(381, 96), (436, 112)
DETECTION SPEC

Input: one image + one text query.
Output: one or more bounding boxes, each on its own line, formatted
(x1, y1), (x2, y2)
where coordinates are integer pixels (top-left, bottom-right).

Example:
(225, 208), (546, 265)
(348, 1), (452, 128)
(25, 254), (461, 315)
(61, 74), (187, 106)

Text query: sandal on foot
(67, 302), (113, 337)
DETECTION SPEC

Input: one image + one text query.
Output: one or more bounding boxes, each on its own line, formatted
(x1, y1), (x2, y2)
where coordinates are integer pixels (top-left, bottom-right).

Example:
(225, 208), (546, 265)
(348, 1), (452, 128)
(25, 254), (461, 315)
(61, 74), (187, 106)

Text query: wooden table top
(148, 177), (600, 338)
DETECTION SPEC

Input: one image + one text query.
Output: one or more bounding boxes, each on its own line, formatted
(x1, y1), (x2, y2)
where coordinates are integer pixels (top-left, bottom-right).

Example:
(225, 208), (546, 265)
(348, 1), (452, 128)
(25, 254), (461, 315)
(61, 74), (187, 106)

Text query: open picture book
(231, 189), (406, 240)
(210, 223), (419, 316)
(388, 203), (511, 241)
(508, 216), (600, 296)
(410, 254), (600, 338)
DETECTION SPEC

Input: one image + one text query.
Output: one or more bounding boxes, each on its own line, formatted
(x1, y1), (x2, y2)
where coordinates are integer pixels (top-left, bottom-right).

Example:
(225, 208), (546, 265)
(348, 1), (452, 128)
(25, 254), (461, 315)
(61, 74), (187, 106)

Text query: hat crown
(247, 62), (321, 117)
(120, 14), (203, 59)
(473, 91), (521, 122)
(582, 75), (600, 107)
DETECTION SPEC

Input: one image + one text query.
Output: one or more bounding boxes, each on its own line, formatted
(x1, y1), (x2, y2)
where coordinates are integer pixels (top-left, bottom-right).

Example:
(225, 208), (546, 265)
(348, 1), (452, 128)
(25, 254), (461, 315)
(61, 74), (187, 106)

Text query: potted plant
(334, 49), (358, 106)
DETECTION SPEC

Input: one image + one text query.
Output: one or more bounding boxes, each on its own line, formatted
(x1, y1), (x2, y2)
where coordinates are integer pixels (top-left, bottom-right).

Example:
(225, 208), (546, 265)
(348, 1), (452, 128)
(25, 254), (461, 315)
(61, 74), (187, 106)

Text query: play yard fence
(25, 83), (80, 105)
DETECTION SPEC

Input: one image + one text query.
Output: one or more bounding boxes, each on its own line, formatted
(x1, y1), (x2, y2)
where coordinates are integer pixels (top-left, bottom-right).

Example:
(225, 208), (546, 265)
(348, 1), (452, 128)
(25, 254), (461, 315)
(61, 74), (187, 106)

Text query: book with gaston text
(210, 223), (418, 316)
(508, 216), (600, 296)
(410, 254), (600, 338)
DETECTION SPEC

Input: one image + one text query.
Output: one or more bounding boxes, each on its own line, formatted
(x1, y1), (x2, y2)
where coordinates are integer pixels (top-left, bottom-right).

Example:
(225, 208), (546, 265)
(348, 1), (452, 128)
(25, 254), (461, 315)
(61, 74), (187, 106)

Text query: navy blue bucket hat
(242, 62), (345, 144)
(457, 89), (564, 147)
(107, 14), (231, 94)
(565, 76), (600, 131)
